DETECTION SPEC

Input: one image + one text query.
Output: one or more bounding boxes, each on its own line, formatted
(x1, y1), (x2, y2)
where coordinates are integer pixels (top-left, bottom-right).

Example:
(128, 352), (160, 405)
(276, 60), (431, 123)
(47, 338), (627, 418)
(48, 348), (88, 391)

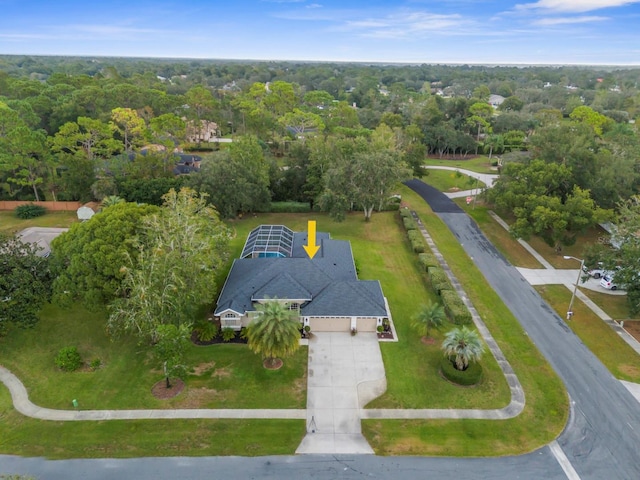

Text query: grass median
(362, 186), (568, 457)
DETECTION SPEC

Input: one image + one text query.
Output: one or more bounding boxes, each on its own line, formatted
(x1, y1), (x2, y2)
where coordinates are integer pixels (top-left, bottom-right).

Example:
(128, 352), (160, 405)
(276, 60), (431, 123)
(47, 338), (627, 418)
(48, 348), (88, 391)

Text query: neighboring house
(77, 202), (99, 221)
(185, 119), (220, 143)
(489, 94), (505, 108)
(173, 153), (202, 175)
(214, 225), (389, 333)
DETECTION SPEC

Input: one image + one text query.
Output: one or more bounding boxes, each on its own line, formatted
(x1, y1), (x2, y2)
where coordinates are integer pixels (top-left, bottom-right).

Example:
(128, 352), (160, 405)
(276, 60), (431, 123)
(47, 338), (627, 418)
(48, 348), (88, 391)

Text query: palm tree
(412, 301), (445, 340)
(245, 298), (301, 368)
(441, 326), (485, 371)
(101, 195), (124, 209)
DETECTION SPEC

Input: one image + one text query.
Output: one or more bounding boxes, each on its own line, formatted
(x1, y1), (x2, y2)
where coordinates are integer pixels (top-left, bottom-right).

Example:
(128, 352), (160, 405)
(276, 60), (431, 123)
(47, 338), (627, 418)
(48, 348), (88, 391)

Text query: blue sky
(1, 0), (639, 65)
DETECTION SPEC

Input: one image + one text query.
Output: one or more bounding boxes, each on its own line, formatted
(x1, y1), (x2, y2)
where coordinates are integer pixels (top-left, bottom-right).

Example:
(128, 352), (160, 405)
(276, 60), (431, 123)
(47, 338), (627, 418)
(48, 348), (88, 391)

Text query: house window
(222, 312), (241, 328)
(288, 302), (300, 311)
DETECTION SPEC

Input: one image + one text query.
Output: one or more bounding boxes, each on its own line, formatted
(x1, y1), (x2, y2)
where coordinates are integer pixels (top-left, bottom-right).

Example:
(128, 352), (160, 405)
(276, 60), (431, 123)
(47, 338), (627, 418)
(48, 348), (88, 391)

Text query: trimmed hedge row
(440, 290), (472, 325)
(399, 208), (412, 219)
(403, 216), (417, 231)
(418, 253), (439, 270)
(427, 267), (452, 294)
(440, 356), (483, 386)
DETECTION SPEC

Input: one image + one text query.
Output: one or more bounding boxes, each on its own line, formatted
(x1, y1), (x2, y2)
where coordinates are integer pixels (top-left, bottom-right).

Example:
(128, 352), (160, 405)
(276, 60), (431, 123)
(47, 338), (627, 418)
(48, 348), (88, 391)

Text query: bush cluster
(440, 355), (483, 385)
(269, 201), (312, 213)
(427, 267), (452, 294)
(55, 346), (83, 372)
(15, 203), (47, 219)
(418, 253), (439, 270)
(407, 230), (425, 253)
(402, 216), (417, 231)
(221, 327), (236, 342)
(399, 208), (412, 219)
(440, 290), (472, 325)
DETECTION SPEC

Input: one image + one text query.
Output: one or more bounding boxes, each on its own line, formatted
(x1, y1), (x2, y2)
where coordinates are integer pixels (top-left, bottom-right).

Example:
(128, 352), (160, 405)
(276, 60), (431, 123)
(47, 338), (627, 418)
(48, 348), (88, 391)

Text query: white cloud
(306, 3), (322, 8)
(341, 11), (469, 38)
(67, 25), (161, 35)
(515, 0), (640, 13)
(532, 15), (609, 24)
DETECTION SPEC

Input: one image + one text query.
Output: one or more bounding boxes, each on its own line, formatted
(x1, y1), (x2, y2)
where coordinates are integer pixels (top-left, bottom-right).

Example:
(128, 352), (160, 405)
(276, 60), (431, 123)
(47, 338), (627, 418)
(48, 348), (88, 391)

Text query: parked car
(600, 273), (623, 290)
(583, 262), (607, 278)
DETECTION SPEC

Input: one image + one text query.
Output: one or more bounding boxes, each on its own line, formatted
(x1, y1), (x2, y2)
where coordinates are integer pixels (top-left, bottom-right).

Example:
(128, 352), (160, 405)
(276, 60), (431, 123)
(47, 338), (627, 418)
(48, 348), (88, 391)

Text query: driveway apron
(295, 332), (386, 454)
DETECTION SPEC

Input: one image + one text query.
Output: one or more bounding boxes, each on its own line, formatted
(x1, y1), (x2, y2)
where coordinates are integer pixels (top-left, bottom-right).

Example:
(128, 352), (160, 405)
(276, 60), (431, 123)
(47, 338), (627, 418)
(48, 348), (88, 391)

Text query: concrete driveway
(296, 332), (386, 455)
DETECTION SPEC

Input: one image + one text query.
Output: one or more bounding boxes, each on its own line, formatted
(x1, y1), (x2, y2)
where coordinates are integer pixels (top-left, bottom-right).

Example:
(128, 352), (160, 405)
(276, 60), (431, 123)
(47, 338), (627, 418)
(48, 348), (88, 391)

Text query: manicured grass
(1, 206), (565, 458)
(488, 210), (610, 269)
(362, 186), (568, 456)
(230, 212), (510, 409)
(423, 155), (496, 174)
(0, 210), (78, 235)
(457, 202), (543, 269)
(579, 288), (636, 321)
(422, 169), (486, 194)
(535, 285), (640, 382)
(0, 385), (304, 458)
(0, 304), (307, 410)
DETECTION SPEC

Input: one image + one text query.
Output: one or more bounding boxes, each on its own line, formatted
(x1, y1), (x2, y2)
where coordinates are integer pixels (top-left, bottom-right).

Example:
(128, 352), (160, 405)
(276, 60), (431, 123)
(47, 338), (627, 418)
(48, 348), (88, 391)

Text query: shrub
(55, 346), (82, 372)
(440, 356), (483, 386)
(377, 325), (384, 333)
(427, 267), (452, 294)
(89, 358), (102, 371)
(15, 203), (47, 219)
(269, 201), (312, 213)
(411, 239), (425, 253)
(221, 327), (236, 342)
(399, 208), (412, 219)
(381, 195), (402, 211)
(441, 290), (473, 325)
(194, 319), (219, 342)
(403, 216), (417, 231)
(407, 229), (422, 243)
(419, 253), (439, 270)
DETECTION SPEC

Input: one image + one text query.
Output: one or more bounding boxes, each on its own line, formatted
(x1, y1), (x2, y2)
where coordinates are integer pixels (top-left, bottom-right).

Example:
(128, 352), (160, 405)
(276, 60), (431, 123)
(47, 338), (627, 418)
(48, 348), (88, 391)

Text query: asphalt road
(2, 181), (639, 479)
(0, 452), (567, 480)
(405, 179), (640, 479)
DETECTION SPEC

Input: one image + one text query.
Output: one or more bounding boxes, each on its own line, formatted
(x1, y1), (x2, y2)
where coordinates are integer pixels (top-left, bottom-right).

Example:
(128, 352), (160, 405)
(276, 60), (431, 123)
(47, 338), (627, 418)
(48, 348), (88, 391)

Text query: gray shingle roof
(214, 226), (387, 318)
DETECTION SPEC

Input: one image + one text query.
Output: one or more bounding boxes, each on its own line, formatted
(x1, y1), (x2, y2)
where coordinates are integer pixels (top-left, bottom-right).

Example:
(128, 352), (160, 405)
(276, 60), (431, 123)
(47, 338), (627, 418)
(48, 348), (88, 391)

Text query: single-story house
(214, 225), (389, 333)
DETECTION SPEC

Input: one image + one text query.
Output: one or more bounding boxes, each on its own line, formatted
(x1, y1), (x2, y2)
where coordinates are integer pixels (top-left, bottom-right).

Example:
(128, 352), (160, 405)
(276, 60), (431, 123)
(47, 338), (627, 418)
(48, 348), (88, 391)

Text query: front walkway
(295, 332), (386, 454)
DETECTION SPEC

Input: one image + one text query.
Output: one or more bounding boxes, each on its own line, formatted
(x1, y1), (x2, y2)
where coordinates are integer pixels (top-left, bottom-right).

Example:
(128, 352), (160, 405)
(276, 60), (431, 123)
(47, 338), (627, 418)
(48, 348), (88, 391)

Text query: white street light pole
(563, 255), (585, 320)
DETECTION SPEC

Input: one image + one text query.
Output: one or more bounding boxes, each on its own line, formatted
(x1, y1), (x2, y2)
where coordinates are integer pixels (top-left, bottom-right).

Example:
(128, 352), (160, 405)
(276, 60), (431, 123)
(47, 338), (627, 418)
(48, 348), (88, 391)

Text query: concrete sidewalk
(0, 365), (305, 421)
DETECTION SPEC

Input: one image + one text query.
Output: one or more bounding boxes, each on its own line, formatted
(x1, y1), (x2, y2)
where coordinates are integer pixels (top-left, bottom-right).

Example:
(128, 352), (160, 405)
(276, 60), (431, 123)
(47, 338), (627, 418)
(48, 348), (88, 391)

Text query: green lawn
(0, 387), (305, 458)
(535, 285), (640, 382)
(0, 303), (307, 410)
(362, 186), (568, 457)
(578, 287), (636, 321)
(422, 169), (486, 194)
(459, 203), (543, 269)
(1, 206), (566, 458)
(0, 210), (78, 236)
(423, 155), (496, 174)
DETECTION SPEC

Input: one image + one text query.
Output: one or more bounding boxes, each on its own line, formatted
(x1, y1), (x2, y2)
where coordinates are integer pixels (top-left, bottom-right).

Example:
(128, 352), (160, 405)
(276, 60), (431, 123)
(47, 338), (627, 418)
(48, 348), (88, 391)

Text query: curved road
(405, 179), (640, 479)
(3, 180), (639, 479)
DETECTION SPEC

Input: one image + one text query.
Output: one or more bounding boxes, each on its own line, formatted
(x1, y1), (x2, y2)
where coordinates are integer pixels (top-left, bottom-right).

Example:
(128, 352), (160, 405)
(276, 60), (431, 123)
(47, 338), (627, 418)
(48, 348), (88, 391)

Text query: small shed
(77, 202), (100, 221)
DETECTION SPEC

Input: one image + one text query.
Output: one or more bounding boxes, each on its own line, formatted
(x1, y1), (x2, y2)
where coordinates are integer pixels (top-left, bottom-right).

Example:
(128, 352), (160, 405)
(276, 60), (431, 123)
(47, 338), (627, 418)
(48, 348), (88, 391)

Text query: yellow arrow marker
(303, 220), (320, 259)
